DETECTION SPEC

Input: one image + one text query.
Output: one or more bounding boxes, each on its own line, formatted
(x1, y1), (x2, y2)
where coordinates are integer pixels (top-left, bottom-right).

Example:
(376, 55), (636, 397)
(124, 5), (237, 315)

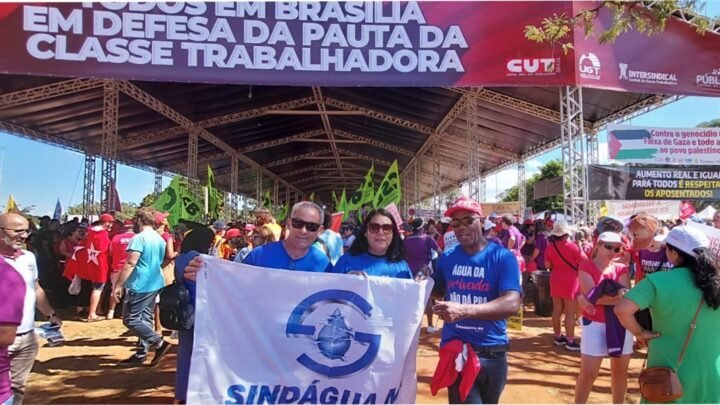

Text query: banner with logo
(608, 125), (720, 165)
(188, 257), (434, 404)
(605, 200), (680, 220)
(374, 160), (401, 209)
(687, 221), (720, 257)
(480, 202), (521, 216)
(153, 176), (203, 226)
(588, 165), (720, 201)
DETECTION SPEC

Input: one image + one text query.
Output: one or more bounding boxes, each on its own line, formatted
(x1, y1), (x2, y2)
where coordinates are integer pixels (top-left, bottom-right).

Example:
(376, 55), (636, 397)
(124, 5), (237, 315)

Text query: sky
(1, 1), (719, 215)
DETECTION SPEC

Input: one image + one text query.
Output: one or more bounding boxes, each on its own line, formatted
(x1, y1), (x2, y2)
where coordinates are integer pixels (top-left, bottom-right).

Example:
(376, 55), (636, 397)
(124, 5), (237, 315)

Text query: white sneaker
(106, 310), (115, 320)
(426, 326), (440, 334)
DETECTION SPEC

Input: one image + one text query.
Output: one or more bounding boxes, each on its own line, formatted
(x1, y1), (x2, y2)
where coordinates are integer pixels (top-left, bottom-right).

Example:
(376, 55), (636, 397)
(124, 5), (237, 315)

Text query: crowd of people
(1, 197), (720, 404)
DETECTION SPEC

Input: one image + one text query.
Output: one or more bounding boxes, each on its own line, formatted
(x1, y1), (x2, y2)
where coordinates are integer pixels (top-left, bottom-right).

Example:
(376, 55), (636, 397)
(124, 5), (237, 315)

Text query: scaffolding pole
(230, 157), (239, 218)
(479, 176), (486, 202)
(100, 80), (119, 213)
(154, 170), (163, 196)
(466, 94), (481, 201)
(82, 154), (96, 218)
(518, 162), (527, 213)
(432, 148), (441, 218)
(187, 130), (199, 197)
(560, 86), (587, 225)
(586, 130), (600, 221)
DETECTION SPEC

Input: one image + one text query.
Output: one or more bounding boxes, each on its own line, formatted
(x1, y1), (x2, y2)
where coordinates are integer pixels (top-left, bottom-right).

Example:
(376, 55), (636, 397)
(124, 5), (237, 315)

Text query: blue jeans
(448, 351), (508, 404)
(1, 394), (14, 405)
(123, 289), (162, 358)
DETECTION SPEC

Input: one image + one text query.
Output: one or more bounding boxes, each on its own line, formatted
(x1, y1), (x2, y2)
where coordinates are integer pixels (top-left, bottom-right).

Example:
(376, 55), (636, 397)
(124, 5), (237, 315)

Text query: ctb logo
(286, 290), (381, 378)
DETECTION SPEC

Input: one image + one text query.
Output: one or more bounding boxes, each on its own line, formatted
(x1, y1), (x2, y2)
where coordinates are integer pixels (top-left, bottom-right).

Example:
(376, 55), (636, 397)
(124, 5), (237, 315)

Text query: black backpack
(158, 281), (194, 331)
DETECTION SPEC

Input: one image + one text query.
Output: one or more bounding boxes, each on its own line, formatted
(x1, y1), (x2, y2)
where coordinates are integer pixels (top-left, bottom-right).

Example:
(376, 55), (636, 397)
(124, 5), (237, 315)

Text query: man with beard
(430, 197), (521, 404)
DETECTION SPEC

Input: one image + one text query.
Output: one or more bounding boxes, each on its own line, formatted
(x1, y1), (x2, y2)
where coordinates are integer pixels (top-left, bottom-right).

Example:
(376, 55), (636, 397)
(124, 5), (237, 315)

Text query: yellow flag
(373, 160), (401, 208)
(360, 163), (375, 206)
(5, 194), (18, 213)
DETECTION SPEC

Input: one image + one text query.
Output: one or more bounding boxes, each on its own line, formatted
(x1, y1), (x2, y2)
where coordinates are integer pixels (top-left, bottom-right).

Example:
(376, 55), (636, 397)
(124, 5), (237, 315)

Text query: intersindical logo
(286, 290), (381, 378)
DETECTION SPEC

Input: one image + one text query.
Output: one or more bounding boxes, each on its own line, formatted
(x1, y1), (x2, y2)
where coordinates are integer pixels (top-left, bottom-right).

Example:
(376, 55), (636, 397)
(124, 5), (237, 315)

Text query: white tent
(696, 205), (717, 220)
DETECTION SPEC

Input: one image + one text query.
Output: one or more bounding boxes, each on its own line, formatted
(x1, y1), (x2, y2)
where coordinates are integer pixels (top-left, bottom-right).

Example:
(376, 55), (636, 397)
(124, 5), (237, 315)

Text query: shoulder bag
(551, 240), (578, 272)
(638, 298), (704, 403)
(634, 260), (665, 330)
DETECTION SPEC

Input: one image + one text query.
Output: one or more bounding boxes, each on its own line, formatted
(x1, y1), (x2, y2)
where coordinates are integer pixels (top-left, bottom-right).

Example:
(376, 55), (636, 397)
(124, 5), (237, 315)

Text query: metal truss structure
(466, 94), (481, 201)
(432, 149), (442, 217)
(100, 81), (119, 213)
(518, 162), (526, 212)
(324, 98), (434, 134)
(154, 170), (163, 196)
(312, 87), (344, 178)
(83, 154), (96, 218)
(560, 86), (587, 224)
(0, 78), (102, 109)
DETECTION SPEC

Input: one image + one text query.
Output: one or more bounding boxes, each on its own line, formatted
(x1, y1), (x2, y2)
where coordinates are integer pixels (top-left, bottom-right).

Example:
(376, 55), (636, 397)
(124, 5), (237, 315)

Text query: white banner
(188, 256), (433, 404)
(608, 124), (720, 165)
(687, 221), (720, 256)
(606, 200), (680, 220)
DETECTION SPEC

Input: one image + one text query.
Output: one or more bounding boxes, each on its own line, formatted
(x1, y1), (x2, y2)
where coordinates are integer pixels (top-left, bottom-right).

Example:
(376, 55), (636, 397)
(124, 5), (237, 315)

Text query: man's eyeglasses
(449, 216), (480, 228)
(0, 227), (31, 236)
(290, 218), (321, 232)
(603, 244), (622, 253)
(367, 223), (393, 234)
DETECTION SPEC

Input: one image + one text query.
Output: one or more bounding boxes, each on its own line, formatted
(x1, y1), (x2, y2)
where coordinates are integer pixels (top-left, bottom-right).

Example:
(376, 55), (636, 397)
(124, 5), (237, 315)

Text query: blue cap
(213, 220), (226, 229)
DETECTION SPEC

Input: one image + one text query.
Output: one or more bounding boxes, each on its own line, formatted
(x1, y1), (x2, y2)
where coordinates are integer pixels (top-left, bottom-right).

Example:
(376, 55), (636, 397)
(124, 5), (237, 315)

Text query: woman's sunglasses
(290, 218), (321, 232)
(367, 223), (394, 234)
(603, 244), (622, 253)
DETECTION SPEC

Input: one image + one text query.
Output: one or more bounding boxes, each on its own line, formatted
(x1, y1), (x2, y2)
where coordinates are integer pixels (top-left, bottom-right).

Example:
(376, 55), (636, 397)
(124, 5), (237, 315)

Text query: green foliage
(501, 160), (564, 213)
(697, 118), (720, 128)
(524, 1), (712, 49)
(139, 193), (157, 208)
(66, 202), (137, 220)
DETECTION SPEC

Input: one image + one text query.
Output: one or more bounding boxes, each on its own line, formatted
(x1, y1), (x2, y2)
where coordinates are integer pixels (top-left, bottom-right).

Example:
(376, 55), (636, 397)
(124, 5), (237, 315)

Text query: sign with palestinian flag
(608, 125), (720, 165)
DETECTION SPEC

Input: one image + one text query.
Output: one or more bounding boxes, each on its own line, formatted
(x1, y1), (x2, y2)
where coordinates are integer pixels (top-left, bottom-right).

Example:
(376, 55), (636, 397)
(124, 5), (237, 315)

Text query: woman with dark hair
(403, 217), (443, 332)
(528, 220), (548, 271)
(173, 228), (214, 404)
(615, 226), (720, 404)
(333, 208), (412, 279)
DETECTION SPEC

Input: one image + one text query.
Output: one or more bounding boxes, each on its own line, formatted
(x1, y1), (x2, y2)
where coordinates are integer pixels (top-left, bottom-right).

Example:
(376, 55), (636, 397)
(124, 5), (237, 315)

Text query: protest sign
(188, 257), (433, 404)
(589, 165), (720, 200)
(606, 200), (679, 220)
(608, 125), (720, 165)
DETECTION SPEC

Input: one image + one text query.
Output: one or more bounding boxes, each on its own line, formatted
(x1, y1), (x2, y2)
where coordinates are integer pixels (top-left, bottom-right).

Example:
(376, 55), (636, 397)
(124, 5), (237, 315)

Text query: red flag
(83, 226), (111, 283)
(330, 213), (343, 233)
(109, 181), (122, 212)
(63, 244), (86, 281)
(679, 201), (696, 220)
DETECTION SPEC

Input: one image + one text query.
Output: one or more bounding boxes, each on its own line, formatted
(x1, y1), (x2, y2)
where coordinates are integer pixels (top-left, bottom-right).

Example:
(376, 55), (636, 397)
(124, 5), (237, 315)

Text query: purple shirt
(534, 233), (548, 269)
(501, 226), (525, 251)
(637, 248), (672, 279)
(0, 260), (26, 403)
(402, 233), (439, 275)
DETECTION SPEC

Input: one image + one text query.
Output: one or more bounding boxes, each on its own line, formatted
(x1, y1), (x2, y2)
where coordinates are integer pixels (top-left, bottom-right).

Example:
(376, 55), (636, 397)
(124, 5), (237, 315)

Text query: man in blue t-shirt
(431, 197), (522, 404)
(112, 208), (170, 368)
(185, 202), (332, 280)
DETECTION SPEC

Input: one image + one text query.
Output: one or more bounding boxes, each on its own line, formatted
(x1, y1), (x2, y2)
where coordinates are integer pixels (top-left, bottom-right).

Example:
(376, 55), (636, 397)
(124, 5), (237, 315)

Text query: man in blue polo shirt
(184, 202), (331, 280)
(431, 197), (522, 404)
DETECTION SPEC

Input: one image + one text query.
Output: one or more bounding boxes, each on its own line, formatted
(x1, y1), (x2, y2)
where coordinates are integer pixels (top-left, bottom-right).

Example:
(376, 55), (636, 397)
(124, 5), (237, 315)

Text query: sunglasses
(367, 223), (394, 234)
(603, 244), (622, 253)
(0, 227), (31, 236)
(450, 216), (480, 228)
(290, 218), (321, 232)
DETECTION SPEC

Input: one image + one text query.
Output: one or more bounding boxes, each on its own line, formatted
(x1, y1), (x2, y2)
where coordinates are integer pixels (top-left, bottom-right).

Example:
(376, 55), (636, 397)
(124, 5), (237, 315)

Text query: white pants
(580, 319), (634, 357)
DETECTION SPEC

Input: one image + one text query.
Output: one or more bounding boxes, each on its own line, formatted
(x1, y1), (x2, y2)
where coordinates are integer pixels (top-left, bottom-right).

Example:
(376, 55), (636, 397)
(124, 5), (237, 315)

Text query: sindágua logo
(286, 290), (381, 378)
(578, 53), (601, 80)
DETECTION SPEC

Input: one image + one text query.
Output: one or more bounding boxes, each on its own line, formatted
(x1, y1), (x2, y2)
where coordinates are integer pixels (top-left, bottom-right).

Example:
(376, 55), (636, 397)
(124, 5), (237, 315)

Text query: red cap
(154, 212), (170, 225)
(226, 228), (242, 239)
(100, 213), (115, 223)
(444, 197), (483, 218)
(123, 219), (134, 227)
(244, 224), (256, 231)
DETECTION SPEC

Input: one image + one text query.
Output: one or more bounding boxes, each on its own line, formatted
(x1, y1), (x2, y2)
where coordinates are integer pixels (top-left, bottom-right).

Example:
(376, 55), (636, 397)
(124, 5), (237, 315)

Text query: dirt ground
(24, 308), (644, 404)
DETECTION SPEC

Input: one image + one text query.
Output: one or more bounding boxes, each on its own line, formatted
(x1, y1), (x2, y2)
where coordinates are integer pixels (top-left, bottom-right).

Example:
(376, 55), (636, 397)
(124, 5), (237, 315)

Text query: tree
(66, 202), (137, 220)
(525, 1), (716, 52)
(698, 118), (720, 127)
(139, 192), (157, 208)
(501, 160), (564, 213)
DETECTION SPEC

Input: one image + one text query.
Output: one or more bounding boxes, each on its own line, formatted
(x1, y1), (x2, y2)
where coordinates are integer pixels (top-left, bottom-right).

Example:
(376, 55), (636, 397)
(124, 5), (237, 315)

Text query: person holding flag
(82, 213), (114, 322)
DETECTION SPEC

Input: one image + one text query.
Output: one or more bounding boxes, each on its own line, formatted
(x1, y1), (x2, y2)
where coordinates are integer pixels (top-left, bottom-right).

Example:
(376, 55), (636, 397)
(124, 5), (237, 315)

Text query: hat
(444, 197), (483, 218)
(483, 219), (495, 231)
(225, 228), (242, 239)
(213, 220), (226, 229)
(665, 226), (709, 258)
(598, 232), (623, 244)
(123, 219), (134, 227)
(549, 220), (572, 237)
(100, 213), (114, 223)
(244, 224), (256, 231)
(154, 212), (170, 225)
(628, 213), (660, 250)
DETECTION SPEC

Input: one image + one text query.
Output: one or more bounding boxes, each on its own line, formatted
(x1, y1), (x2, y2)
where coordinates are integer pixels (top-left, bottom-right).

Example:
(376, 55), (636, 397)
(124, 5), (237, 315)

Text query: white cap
(598, 232), (623, 244)
(665, 226), (709, 258)
(483, 219), (495, 231)
(549, 220), (572, 237)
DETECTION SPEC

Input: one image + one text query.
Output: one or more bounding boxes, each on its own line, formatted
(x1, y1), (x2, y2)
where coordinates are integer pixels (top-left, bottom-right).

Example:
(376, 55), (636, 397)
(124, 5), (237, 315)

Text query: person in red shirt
(84, 213), (114, 322)
(107, 219), (135, 320)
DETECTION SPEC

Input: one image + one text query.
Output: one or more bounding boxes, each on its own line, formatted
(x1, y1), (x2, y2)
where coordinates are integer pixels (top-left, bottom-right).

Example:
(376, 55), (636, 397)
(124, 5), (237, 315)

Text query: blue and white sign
(188, 257), (433, 404)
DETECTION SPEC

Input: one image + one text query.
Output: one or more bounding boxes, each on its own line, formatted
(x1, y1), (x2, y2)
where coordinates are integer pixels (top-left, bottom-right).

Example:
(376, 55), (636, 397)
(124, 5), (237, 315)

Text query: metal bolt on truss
(560, 86), (587, 225)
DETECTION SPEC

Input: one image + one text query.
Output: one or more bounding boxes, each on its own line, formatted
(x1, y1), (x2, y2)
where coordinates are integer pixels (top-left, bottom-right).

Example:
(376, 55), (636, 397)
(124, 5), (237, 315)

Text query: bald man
(0, 213), (61, 404)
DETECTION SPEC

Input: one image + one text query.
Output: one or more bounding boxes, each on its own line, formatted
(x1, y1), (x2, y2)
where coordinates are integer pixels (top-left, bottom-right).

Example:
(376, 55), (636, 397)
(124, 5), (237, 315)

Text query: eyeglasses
(290, 218), (321, 232)
(450, 216), (480, 228)
(0, 227), (31, 236)
(367, 223), (393, 234)
(603, 244), (622, 253)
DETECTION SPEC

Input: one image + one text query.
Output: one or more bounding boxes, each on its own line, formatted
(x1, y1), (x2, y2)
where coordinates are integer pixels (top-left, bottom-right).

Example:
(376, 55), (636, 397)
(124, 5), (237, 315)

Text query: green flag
(207, 164), (222, 218)
(346, 186), (363, 216)
(332, 190), (338, 209)
(262, 190), (272, 209)
(374, 160), (401, 208)
(277, 202), (289, 222)
(360, 163), (375, 206)
(309, 192), (315, 202)
(338, 189), (348, 220)
(154, 176), (203, 227)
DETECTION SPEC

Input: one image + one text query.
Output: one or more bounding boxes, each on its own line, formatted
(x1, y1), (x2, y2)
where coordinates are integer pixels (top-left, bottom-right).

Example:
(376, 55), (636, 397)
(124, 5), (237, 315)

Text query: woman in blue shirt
(333, 208), (412, 279)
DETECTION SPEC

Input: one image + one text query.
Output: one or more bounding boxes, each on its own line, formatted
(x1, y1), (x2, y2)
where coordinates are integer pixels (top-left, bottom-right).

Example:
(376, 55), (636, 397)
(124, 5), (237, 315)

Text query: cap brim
(443, 206), (481, 218)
